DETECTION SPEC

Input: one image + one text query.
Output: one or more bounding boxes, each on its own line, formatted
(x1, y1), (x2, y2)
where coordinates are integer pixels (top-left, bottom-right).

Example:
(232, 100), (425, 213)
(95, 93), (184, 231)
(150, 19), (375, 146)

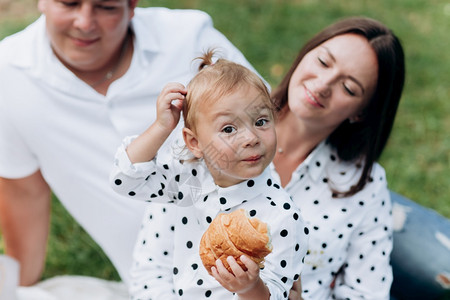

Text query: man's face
(38, 0), (136, 72)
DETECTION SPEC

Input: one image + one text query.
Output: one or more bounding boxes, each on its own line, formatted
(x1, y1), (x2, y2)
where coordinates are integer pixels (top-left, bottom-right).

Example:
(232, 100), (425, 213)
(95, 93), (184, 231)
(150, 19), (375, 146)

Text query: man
(0, 0), (258, 286)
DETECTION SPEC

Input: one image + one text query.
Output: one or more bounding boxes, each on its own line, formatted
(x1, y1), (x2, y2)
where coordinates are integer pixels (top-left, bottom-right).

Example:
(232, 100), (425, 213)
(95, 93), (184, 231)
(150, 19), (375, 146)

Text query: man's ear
(183, 128), (203, 158)
(129, 0), (139, 9)
(37, 0), (46, 13)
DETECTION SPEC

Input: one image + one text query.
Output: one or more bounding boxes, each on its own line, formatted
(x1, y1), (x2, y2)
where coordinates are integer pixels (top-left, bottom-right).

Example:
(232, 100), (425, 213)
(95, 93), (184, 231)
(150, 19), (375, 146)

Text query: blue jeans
(390, 191), (450, 300)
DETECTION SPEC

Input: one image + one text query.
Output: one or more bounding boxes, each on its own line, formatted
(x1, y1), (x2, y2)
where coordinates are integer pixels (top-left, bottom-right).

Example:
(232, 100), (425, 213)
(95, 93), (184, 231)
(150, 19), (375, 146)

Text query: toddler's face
(194, 85), (276, 187)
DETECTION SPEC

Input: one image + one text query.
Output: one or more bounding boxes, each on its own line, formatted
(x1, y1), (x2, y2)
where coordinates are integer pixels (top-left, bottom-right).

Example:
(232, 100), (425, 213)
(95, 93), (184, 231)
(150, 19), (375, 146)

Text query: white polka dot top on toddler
(110, 136), (310, 299)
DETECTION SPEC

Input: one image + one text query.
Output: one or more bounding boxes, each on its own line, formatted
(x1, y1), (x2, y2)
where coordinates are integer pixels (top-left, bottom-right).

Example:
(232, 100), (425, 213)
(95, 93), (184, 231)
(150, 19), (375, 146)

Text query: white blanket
(16, 276), (128, 300)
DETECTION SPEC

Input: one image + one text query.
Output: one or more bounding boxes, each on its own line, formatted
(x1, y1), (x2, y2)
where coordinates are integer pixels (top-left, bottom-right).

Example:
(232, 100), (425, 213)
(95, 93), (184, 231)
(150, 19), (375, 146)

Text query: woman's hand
(211, 255), (270, 299)
(289, 278), (303, 300)
(155, 82), (186, 133)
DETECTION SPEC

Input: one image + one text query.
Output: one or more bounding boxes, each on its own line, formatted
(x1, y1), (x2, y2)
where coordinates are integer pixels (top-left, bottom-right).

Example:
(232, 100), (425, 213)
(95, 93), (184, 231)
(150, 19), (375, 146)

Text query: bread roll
(199, 209), (272, 275)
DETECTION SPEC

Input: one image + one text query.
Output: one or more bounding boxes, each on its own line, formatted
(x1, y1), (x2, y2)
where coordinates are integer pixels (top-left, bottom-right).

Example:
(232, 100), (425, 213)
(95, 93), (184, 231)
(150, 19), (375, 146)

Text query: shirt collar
(7, 15), (92, 92)
(130, 8), (160, 60)
(10, 10), (160, 76)
(8, 15), (46, 70)
(274, 140), (331, 184)
(193, 162), (275, 212)
(214, 167), (275, 211)
(302, 140), (330, 182)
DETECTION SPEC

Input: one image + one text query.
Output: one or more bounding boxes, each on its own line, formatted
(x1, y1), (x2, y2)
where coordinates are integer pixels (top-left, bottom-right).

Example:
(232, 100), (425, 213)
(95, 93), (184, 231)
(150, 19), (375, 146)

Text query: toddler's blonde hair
(183, 49), (272, 132)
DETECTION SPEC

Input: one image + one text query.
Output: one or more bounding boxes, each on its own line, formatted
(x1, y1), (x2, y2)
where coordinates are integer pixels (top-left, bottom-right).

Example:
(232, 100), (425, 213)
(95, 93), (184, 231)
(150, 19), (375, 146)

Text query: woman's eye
(255, 119), (268, 127)
(221, 126), (236, 134)
(343, 84), (356, 96)
(318, 57), (328, 67)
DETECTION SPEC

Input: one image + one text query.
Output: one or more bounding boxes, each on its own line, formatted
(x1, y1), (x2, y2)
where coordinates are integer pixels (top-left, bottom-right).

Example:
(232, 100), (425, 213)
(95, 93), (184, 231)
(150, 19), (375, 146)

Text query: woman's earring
(349, 114), (363, 124)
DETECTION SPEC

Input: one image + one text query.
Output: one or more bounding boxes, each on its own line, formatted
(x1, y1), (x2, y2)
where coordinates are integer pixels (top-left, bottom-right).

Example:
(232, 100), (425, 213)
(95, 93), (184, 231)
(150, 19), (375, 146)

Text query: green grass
(0, 0), (449, 291)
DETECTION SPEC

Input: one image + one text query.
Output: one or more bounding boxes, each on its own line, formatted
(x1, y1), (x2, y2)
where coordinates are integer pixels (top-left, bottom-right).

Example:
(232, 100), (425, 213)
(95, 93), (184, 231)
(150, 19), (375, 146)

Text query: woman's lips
(305, 87), (325, 108)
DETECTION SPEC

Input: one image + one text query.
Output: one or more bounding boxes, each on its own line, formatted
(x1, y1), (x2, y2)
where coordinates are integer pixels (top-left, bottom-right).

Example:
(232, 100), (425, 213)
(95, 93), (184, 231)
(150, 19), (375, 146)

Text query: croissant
(199, 209), (272, 275)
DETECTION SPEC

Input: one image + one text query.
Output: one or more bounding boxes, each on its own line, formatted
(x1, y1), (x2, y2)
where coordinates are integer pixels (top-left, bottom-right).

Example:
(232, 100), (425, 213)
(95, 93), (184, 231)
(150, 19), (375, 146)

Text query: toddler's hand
(156, 82), (187, 132)
(211, 255), (261, 295)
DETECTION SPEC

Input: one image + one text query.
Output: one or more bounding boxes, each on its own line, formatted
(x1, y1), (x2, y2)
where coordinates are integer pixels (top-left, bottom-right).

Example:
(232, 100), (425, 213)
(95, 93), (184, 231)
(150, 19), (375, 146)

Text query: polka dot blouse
(110, 137), (309, 299)
(270, 141), (394, 300)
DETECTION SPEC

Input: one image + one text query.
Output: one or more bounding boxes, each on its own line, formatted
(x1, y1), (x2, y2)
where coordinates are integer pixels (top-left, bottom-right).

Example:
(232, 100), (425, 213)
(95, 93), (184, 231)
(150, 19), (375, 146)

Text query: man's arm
(0, 170), (51, 286)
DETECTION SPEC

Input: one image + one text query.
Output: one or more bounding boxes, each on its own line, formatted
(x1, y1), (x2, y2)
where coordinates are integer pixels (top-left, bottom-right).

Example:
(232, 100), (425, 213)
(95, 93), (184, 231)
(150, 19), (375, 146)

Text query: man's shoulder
(135, 7), (211, 21)
(0, 17), (44, 68)
(134, 7), (212, 30)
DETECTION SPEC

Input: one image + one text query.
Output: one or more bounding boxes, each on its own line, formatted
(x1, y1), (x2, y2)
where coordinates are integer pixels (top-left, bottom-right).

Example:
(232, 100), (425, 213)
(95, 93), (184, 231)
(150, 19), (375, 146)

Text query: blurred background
(1, 0), (449, 289)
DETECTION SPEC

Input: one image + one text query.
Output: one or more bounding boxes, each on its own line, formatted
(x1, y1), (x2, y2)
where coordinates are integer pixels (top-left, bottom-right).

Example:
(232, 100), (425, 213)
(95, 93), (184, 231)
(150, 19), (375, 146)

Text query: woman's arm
(289, 279), (303, 300)
(332, 168), (393, 300)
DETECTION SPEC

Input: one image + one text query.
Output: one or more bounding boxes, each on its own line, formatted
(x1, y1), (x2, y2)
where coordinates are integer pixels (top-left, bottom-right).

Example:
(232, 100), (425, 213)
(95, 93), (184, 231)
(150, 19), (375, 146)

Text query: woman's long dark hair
(272, 17), (405, 197)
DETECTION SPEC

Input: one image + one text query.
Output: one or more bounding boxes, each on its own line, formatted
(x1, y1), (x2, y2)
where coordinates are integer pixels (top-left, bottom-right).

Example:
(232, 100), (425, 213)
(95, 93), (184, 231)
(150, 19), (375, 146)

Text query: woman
(272, 17), (405, 299)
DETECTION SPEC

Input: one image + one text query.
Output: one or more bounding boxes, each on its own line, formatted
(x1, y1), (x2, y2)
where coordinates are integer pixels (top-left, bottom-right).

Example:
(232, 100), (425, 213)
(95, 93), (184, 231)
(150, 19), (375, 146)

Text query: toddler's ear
(183, 128), (203, 158)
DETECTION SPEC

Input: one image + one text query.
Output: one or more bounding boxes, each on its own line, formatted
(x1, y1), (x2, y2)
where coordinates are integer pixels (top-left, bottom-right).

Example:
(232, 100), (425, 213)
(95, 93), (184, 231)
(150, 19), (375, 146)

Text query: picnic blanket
(16, 276), (128, 300)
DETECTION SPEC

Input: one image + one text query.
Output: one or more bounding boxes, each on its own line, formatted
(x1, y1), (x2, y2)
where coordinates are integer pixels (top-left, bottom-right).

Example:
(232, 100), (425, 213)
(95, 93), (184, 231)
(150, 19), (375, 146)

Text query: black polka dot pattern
(112, 141), (309, 299)
(271, 142), (395, 299)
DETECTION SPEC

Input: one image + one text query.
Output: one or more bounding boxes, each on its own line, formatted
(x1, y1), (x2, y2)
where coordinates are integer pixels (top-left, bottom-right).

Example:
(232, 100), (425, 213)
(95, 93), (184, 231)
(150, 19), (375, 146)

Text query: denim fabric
(390, 191), (450, 300)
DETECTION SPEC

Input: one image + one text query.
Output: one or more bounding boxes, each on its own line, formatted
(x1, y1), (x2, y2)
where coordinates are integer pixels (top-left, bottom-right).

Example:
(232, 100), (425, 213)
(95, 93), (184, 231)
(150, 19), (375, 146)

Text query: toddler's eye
(255, 119), (269, 127)
(221, 126), (236, 134)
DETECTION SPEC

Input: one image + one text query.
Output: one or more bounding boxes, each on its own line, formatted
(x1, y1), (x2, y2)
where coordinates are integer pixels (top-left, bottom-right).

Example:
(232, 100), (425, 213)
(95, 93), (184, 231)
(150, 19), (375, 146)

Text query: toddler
(110, 50), (309, 299)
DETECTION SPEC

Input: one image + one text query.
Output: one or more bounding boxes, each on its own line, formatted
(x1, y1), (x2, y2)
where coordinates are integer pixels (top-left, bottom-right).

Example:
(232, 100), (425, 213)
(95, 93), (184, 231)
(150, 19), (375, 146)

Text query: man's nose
(74, 4), (96, 32)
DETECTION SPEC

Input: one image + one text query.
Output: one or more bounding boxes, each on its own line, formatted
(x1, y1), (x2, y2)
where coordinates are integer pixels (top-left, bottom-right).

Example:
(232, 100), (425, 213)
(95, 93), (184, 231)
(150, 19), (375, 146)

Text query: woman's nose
(316, 83), (331, 98)
(313, 73), (334, 98)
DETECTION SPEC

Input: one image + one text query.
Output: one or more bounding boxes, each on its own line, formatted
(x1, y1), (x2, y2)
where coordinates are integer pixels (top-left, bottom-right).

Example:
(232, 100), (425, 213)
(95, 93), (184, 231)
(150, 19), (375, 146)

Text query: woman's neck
(276, 112), (327, 161)
(273, 110), (329, 186)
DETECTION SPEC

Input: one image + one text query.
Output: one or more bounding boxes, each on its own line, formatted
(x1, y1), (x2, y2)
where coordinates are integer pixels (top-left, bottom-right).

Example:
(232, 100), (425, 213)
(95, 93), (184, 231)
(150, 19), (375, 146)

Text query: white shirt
(271, 141), (393, 300)
(110, 137), (309, 299)
(0, 7), (258, 284)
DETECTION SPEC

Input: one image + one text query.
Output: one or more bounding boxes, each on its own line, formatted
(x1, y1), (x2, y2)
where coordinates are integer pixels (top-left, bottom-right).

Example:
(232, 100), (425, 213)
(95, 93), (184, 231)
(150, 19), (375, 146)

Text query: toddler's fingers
(239, 255), (259, 275)
(211, 266), (219, 278)
(215, 258), (235, 279)
(166, 91), (185, 100)
(171, 99), (184, 110)
(163, 82), (187, 93)
(227, 256), (246, 277)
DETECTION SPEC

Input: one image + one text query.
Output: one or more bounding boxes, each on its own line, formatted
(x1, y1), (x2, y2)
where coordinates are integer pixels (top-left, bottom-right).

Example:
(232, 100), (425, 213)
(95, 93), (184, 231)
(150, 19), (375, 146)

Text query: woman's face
(38, 0), (136, 72)
(288, 33), (378, 132)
